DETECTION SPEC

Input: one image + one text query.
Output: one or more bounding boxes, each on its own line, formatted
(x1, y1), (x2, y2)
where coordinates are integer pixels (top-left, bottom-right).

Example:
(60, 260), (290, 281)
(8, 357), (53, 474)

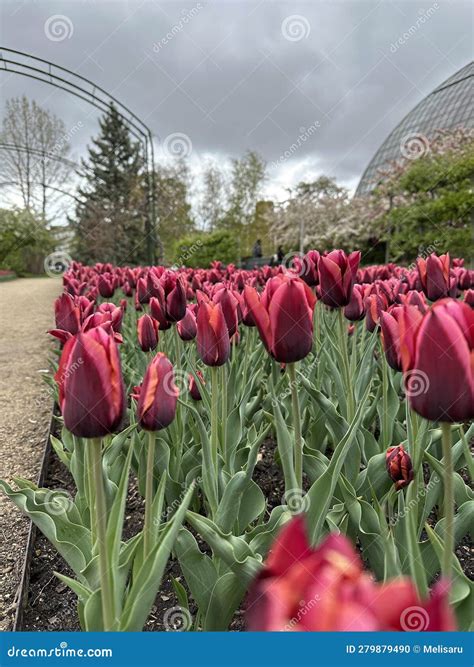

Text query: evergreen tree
(72, 104), (148, 265)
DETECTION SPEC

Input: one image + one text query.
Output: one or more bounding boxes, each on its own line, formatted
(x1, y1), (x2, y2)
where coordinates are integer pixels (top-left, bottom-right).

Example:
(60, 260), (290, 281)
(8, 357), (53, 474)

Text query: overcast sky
(0, 0), (472, 206)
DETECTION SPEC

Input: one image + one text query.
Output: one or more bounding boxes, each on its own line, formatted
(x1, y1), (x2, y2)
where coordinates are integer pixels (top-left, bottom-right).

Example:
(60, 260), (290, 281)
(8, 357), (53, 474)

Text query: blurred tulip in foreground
(247, 516), (455, 631)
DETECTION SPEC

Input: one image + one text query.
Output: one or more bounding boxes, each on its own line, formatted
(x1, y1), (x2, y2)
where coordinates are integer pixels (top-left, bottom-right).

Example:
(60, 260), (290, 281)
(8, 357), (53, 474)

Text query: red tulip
(55, 327), (125, 438)
(365, 289), (388, 333)
(244, 275), (316, 363)
(54, 293), (80, 335)
(398, 289), (428, 313)
(213, 286), (240, 337)
(165, 277), (187, 322)
(98, 273), (115, 298)
(177, 306), (197, 341)
(98, 302), (123, 332)
(137, 353), (178, 431)
(380, 307), (403, 371)
(417, 253), (450, 301)
(246, 516), (455, 631)
(137, 314), (159, 352)
(196, 296), (230, 366)
(150, 296), (171, 330)
(399, 299), (474, 422)
(386, 445), (414, 490)
(464, 289), (474, 307)
(343, 284), (366, 321)
(137, 277), (151, 304)
(318, 250), (361, 308)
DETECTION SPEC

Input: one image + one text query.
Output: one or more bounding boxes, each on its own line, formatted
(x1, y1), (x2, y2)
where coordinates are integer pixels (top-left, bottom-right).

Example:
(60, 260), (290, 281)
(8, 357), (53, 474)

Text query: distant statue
(252, 239), (262, 258)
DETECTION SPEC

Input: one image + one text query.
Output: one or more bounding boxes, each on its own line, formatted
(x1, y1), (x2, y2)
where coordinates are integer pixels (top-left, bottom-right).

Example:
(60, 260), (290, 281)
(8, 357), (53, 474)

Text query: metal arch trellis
(0, 46), (161, 263)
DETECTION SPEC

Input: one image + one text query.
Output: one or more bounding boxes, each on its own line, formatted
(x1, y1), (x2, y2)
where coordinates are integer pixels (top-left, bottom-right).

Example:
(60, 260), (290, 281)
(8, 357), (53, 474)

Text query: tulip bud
(344, 284), (366, 321)
(166, 278), (187, 322)
(464, 289), (474, 307)
(150, 296), (171, 330)
(196, 297), (230, 366)
(54, 293), (80, 335)
(399, 299), (474, 422)
(177, 306), (197, 341)
(318, 250), (360, 308)
(244, 276), (316, 363)
(386, 445), (414, 490)
(417, 253), (450, 301)
(137, 314), (159, 352)
(55, 327), (125, 438)
(213, 287), (239, 337)
(380, 307), (403, 372)
(137, 353), (178, 431)
(98, 273), (115, 298)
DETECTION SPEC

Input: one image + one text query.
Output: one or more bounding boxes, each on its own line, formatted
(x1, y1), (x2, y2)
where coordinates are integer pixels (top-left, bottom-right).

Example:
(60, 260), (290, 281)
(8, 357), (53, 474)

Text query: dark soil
(19, 437), (474, 632)
(21, 438), (283, 632)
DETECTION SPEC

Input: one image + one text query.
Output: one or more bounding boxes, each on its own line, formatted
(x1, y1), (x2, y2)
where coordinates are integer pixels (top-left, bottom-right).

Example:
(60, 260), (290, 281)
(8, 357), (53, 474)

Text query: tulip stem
(85, 444), (97, 553)
(288, 363), (303, 491)
(144, 430), (156, 559)
(337, 309), (354, 422)
(90, 438), (115, 631)
(441, 422), (454, 582)
(211, 366), (219, 474)
(380, 341), (389, 447)
(221, 364), (228, 466)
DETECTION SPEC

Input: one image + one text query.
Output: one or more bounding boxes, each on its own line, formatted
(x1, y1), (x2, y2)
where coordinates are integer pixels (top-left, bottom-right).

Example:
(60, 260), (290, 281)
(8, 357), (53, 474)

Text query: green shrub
(172, 230), (239, 268)
(0, 208), (55, 276)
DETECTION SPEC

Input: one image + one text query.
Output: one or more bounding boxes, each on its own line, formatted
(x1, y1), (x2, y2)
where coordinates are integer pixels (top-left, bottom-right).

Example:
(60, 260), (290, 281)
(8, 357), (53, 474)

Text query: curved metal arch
(0, 47), (160, 262)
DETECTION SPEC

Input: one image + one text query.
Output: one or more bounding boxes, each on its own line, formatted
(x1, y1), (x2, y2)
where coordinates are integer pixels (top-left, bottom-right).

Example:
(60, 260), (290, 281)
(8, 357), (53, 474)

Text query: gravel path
(0, 277), (60, 630)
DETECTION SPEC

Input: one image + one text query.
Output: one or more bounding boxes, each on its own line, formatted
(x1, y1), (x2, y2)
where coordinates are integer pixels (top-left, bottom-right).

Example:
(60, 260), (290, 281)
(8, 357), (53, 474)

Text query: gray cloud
(0, 0), (471, 200)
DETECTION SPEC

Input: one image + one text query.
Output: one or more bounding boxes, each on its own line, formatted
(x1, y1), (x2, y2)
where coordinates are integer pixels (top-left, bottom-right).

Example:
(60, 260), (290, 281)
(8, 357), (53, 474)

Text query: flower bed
(2, 251), (473, 632)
